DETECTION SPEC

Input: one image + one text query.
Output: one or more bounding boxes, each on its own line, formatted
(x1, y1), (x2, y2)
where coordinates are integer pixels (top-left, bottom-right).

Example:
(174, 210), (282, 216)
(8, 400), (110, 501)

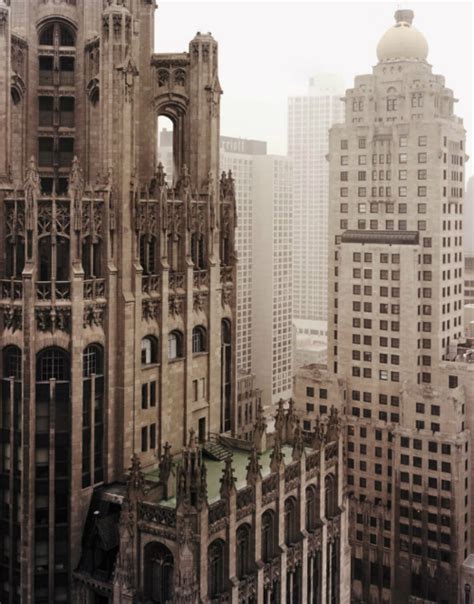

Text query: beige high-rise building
(220, 137), (267, 375)
(252, 154), (293, 410)
(325, 9), (470, 603)
(288, 74), (345, 324)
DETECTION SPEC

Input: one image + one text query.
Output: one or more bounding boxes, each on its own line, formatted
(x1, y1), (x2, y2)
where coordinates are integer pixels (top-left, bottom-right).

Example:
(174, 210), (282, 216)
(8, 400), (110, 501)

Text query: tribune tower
(0, 1), (237, 602)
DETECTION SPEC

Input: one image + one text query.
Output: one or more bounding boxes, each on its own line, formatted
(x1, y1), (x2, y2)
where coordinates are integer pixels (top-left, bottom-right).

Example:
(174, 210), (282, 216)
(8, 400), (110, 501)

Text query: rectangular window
(141, 426), (148, 452)
(149, 423), (156, 449)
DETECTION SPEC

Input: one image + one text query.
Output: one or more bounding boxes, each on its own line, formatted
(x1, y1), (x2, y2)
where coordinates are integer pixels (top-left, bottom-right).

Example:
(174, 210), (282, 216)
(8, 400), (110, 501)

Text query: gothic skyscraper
(0, 2), (349, 603)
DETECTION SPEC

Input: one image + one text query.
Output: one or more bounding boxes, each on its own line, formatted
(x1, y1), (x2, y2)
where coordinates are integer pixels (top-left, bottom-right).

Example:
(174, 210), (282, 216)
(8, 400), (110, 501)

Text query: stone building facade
(325, 8), (470, 604)
(0, 1), (348, 603)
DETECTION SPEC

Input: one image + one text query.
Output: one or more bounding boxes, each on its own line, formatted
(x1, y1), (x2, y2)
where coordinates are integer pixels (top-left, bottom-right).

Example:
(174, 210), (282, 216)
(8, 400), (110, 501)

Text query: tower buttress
(0, 1), (11, 183)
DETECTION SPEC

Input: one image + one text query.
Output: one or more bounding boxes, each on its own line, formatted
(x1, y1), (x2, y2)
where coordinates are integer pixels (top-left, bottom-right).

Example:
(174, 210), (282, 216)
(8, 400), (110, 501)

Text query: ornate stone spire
(274, 398), (286, 439)
(270, 432), (285, 473)
(176, 432), (207, 509)
(285, 398), (297, 443)
(159, 442), (173, 499)
(253, 400), (267, 453)
(219, 456), (237, 499)
(246, 445), (262, 486)
(292, 418), (305, 462)
(126, 453), (145, 498)
(325, 406), (341, 444)
(312, 416), (324, 451)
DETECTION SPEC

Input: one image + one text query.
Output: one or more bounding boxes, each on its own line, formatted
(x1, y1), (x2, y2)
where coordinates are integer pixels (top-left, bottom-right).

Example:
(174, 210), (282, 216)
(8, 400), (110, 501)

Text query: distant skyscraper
(288, 74), (345, 324)
(252, 154), (293, 409)
(465, 175), (474, 255)
(220, 137), (267, 375)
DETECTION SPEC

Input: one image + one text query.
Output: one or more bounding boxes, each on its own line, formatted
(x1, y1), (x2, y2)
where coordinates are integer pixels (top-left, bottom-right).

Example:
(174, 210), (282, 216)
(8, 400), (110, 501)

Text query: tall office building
(252, 154), (293, 410)
(465, 175), (474, 254)
(288, 74), (345, 324)
(325, 9), (471, 602)
(220, 137), (266, 375)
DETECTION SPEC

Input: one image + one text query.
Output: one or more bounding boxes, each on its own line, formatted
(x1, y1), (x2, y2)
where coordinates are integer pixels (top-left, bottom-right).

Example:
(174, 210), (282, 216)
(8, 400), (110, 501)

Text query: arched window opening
(35, 347), (71, 600)
(220, 234), (230, 266)
(284, 497), (298, 546)
(192, 326), (207, 354)
(305, 485), (320, 532)
(208, 540), (226, 598)
(39, 22), (75, 48)
(3, 347), (22, 381)
(261, 510), (276, 563)
(168, 331), (183, 361)
(221, 320), (232, 432)
(157, 117), (175, 185)
(5, 237), (25, 279)
(144, 542), (174, 604)
(38, 235), (70, 283)
(141, 336), (158, 366)
(191, 232), (205, 270)
(325, 474), (337, 519)
(37, 21), (76, 196)
(140, 234), (157, 276)
(82, 236), (102, 279)
(82, 345), (104, 487)
(236, 524), (252, 580)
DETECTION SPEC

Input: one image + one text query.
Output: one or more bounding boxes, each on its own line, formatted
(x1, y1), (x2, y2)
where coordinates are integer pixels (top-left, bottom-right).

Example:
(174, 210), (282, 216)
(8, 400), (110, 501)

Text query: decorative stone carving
(83, 303), (106, 328)
(142, 299), (160, 323)
(2, 305), (22, 332)
(193, 292), (207, 314)
(35, 307), (71, 333)
(169, 295), (184, 318)
(221, 286), (232, 308)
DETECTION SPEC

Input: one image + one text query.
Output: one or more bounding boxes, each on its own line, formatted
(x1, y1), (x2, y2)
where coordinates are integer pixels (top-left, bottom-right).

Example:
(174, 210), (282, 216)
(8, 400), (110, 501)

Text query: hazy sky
(155, 1), (473, 175)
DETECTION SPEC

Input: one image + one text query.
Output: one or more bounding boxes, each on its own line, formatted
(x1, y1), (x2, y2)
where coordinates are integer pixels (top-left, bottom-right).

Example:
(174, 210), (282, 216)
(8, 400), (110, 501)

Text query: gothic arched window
(168, 330), (183, 360)
(140, 234), (157, 276)
(192, 326), (207, 354)
(82, 344), (104, 487)
(191, 232), (205, 269)
(221, 320), (232, 432)
(144, 542), (174, 604)
(284, 497), (298, 546)
(261, 510), (276, 563)
(38, 235), (70, 283)
(236, 523), (252, 579)
(5, 236), (25, 279)
(305, 484), (320, 532)
(142, 336), (159, 366)
(82, 236), (102, 279)
(208, 539), (226, 598)
(35, 347), (71, 601)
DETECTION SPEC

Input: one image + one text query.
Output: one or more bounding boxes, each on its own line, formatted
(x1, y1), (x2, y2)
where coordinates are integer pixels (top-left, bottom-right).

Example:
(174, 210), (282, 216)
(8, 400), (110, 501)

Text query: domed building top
(376, 9), (429, 62)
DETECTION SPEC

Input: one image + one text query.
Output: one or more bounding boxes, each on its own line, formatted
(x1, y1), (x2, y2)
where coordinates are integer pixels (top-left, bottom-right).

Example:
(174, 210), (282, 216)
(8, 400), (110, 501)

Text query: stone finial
(126, 454), (145, 498)
(246, 445), (262, 485)
(325, 406), (340, 444)
(219, 456), (237, 498)
(253, 400), (267, 453)
(270, 433), (285, 473)
(159, 442), (173, 498)
(312, 416), (324, 451)
(188, 427), (197, 449)
(285, 398), (297, 443)
(292, 418), (305, 462)
(274, 398), (286, 439)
